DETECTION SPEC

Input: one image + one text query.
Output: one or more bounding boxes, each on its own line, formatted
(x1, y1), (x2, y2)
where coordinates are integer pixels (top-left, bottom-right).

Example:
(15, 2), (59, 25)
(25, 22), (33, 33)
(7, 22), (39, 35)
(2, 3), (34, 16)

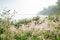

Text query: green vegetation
(14, 31), (32, 40)
(0, 28), (5, 34)
(0, 0), (60, 39)
(0, 9), (60, 40)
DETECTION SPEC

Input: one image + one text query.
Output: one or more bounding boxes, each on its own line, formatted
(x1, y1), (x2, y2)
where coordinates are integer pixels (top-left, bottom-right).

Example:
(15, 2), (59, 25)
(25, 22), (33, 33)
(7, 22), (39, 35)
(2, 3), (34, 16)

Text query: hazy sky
(0, 0), (57, 20)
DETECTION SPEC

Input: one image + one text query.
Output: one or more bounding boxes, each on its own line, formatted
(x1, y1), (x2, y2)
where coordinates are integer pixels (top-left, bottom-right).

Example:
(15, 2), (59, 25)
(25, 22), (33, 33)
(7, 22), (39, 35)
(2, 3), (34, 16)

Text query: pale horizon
(0, 0), (57, 20)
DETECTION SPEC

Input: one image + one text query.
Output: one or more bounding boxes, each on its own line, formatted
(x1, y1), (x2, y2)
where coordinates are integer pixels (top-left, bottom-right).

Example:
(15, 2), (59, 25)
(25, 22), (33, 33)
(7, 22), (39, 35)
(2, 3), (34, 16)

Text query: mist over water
(0, 0), (57, 20)
(13, 14), (47, 20)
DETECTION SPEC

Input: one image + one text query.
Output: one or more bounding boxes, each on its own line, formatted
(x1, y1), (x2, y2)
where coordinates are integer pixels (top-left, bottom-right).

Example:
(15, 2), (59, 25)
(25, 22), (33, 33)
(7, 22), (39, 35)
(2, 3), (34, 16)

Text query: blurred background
(0, 0), (57, 20)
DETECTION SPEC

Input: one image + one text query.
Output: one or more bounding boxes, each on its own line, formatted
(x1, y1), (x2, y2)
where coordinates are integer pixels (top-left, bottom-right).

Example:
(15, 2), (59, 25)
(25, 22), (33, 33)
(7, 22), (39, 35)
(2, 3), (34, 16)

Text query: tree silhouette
(38, 0), (60, 15)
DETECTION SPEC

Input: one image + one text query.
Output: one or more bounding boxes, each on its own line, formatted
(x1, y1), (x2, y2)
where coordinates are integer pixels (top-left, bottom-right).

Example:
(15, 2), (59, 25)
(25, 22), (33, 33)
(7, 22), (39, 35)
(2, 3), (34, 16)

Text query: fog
(0, 0), (57, 20)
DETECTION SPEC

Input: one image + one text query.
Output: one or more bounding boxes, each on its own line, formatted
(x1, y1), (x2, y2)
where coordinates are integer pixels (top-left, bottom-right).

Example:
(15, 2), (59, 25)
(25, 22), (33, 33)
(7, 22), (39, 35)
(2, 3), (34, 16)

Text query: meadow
(0, 10), (60, 40)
